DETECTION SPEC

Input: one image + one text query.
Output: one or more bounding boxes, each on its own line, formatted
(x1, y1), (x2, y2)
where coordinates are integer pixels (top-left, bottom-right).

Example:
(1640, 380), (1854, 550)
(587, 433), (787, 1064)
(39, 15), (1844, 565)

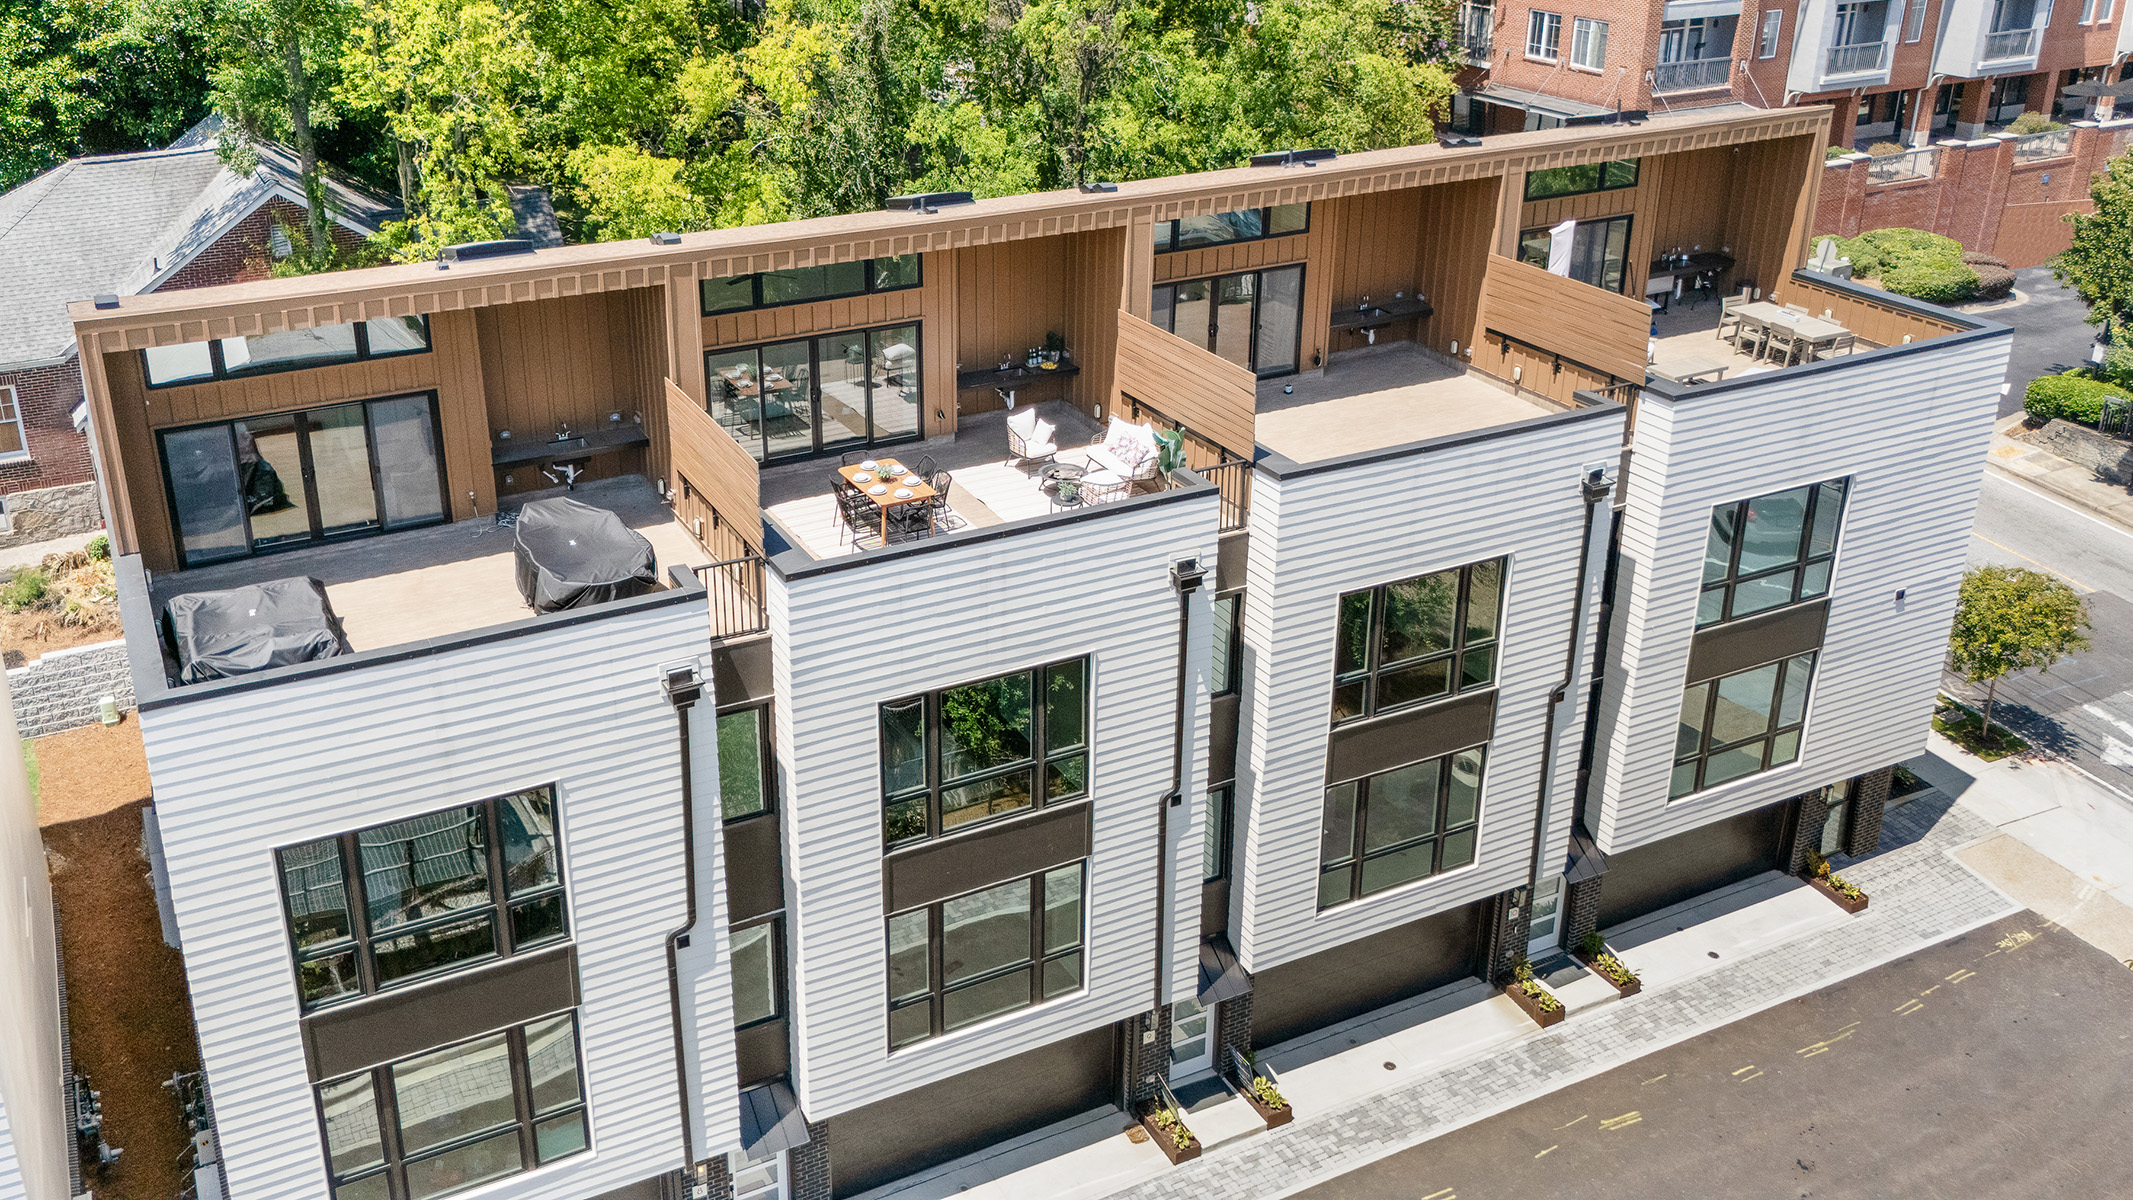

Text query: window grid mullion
(928, 903), (945, 1038)
(1349, 776), (1371, 903)
(486, 800), (512, 954)
(1028, 876), (1044, 1007)
(344, 833), (377, 995)
(376, 1063), (409, 1200)
(506, 1026), (537, 1172)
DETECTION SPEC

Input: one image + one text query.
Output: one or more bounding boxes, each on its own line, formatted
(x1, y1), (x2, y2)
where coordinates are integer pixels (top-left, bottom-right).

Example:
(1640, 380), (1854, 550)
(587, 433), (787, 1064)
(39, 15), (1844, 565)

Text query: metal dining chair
(841, 450), (867, 466)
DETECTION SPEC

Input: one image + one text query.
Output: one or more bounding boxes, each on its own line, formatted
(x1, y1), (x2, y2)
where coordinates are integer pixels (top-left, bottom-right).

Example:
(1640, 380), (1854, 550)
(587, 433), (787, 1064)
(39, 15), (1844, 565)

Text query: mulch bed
(37, 719), (198, 1200)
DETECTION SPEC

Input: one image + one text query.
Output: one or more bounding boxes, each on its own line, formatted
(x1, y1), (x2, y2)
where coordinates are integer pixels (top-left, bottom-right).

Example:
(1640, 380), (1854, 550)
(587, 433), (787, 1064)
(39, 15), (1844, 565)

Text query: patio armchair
(1079, 468), (1129, 506)
(1006, 408), (1058, 471)
(1081, 417), (1161, 487)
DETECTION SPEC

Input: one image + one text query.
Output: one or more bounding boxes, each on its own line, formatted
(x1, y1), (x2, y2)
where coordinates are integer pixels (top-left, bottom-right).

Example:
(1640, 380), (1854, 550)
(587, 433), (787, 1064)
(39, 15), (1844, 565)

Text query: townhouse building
(1453, 0), (2133, 263)
(66, 104), (2006, 1200)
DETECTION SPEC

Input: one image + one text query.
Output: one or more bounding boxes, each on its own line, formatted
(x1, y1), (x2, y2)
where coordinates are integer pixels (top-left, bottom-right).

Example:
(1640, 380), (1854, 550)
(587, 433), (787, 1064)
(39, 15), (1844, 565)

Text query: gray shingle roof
(0, 116), (400, 367)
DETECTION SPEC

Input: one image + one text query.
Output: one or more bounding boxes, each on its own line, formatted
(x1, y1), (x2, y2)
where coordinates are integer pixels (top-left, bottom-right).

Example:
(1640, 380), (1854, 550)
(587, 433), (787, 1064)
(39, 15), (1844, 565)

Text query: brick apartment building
(0, 117), (395, 550)
(1452, 0), (2133, 264)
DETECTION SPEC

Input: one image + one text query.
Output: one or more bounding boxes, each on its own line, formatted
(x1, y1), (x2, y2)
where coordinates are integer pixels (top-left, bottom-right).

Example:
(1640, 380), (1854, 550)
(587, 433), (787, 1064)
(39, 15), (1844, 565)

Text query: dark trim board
(1595, 800), (1792, 929)
(881, 801), (1092, 913)
(724, 812), (785, 922)
(824, 1022), (1119, 1198)
(1250, 900), (1487, 1048)
(301, 944), (579, 1081)
(1326, 690), (1496, 786)
(1685, 599), (1828, 685)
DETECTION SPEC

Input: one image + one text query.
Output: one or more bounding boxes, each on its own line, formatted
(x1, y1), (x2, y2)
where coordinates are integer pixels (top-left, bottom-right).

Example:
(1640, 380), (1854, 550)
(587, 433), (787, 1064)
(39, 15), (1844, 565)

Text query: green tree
(0, 0), (214, 189)
(1947, 565), (2092, 740)
(209, 0), (359, 266)
(2054, 151), (2133, 329)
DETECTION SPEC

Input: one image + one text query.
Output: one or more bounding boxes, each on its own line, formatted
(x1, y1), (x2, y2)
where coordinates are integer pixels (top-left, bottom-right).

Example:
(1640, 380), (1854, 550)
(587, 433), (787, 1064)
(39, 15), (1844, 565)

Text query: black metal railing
(695, 553), (768, 640)
(1126, 394), (1253, 532)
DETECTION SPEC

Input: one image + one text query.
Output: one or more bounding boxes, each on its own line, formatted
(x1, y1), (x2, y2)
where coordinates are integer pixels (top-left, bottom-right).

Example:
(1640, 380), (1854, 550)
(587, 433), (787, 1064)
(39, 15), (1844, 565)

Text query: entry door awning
(737, 1080), (812, 1156)
(1197, 935), (1254, 1006)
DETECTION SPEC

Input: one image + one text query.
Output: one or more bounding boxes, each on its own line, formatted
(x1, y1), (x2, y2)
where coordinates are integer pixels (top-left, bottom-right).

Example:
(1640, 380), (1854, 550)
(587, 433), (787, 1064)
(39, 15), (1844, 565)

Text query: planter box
(1137, 1104), (1202, 1165)
(1573, 950), (1643, 997)
(1504, 981), (1566, 1027)
(1807, 874), (1870, 914)
(1238, 1084), (1295, 1129)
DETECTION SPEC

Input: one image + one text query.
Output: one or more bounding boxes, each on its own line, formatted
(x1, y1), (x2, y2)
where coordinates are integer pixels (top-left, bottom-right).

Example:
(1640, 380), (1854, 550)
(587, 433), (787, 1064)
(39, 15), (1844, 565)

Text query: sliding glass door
(1151, 265), (1304, 378)
(160, 394), (447, 567)
(1516, 214), (1632, 294)
(705, 324), (923, 463)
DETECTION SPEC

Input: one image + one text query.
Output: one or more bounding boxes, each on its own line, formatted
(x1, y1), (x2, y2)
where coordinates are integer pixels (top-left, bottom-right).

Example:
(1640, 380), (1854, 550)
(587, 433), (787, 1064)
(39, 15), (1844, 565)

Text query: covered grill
(164, 576), (349, 684)
(512, 497), (659, 613)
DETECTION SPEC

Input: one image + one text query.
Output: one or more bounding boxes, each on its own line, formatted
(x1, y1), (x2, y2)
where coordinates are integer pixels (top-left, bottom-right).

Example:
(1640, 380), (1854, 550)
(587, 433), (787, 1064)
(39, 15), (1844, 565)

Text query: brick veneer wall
(1563, 875), (1604, 950)
(0, 360), (93, 494)
(1215, 991), (1252, 1079)
(1812, 121), (2133, 267)
(155, 197), (371, 293)
(1845, 766), (1893, 859)
(788, 1118), (832, 1200)
(1482, 888), (1524, 983)
(1120, 1007), (1173, 1107)
(1786, 787), (1832, 875)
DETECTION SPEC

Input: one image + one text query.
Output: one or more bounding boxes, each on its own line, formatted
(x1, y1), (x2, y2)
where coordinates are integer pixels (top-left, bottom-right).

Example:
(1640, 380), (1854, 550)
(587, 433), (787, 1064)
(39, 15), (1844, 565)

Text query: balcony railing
(1865, 146), (1939, 183)
(695, 553), (768, 640)
(1126, 394), (1252, 532)
(1653, 57), (1731, 93)
(1982, 27), (2037, 60)
(1458, 4), (1493, 63)
(2011, 127), (2072, 161)
(1825, 41), (1889, 76)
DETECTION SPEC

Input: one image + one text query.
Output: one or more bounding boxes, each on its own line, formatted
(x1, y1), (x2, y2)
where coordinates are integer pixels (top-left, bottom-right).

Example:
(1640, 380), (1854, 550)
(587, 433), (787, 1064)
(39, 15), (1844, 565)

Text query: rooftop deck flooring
(148, 475), (706, 655)
(760, 400), (1116, 560)
(1253, 344), (1564, 464)
(1647, 299), (1785, 384)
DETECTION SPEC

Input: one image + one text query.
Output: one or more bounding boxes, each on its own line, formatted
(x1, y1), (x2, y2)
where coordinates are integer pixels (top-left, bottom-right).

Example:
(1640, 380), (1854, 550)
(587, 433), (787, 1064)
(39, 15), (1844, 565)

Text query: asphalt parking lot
(1295, 912), (2133, 1200)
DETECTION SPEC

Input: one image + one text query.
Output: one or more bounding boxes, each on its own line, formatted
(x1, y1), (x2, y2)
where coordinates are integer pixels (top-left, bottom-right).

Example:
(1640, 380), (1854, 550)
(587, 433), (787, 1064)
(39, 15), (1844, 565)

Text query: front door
(1527, 875), (1563, 956)
(1170, 998), (1216, 1080)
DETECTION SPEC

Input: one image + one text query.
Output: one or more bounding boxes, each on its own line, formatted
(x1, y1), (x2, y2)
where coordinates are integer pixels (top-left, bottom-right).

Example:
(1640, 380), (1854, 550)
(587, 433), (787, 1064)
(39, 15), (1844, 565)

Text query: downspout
(661, 663), (707, 1170)
(1521, 466), (1615, 949)
(1153, 556), (1206, 1017)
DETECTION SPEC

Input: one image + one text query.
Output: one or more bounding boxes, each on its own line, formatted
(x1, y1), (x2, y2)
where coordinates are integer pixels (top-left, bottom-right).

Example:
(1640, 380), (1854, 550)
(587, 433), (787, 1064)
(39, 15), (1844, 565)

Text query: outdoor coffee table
(1040, 461), (1088, 509)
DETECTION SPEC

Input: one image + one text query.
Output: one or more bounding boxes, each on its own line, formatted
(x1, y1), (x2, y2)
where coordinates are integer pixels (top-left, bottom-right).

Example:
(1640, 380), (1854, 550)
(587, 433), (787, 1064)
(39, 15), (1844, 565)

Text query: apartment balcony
(1980, 26), (2037, 62)
(1653, 57), (1733, 94)
(1932, 0), (2044, 76)
(1825, 40), (1890, 77)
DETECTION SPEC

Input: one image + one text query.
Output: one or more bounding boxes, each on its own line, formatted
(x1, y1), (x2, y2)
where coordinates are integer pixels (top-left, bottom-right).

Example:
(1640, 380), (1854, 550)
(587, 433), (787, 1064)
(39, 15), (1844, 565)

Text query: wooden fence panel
(1113, 311), (1257, 458)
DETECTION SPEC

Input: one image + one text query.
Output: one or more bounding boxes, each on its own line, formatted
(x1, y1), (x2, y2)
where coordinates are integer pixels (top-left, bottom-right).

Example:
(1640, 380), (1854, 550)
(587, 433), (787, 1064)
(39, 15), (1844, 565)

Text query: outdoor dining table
(838, 458), (936, 541)
(1734, 302), (1850, 362)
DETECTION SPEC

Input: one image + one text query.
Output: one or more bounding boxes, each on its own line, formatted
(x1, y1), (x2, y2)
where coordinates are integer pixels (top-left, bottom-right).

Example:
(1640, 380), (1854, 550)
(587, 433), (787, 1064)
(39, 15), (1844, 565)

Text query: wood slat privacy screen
(1112, 310), (1257, 458)
(1774, 273), (1964, 348)
(1478, 256), (1651, 385)
(664, 378), (762, 554)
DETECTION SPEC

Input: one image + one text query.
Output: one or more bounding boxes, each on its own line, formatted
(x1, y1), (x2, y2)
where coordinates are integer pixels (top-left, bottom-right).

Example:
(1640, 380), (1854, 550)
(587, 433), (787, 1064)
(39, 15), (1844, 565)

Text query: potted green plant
(1504, 957), (1566, 1027)
(1574, 932), (1642, 997)
(1231, 1050), (1294, 1128)
(1802, 849), (1869, 914)
(1137, 1101), (1201, 1164)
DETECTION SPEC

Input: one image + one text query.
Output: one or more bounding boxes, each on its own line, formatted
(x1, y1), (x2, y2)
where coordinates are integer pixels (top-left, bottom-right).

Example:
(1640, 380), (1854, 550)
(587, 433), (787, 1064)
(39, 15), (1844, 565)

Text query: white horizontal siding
(774, 495), (1219, 1121)
(1592, 334), (2009, 852)
(140, 603), (730, 1200)
(1235, 412), (1628, 975)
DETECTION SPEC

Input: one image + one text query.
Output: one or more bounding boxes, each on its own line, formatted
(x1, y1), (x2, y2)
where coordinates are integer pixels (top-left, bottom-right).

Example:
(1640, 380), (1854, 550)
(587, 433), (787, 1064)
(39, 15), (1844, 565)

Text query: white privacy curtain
(1547, 219), (1577, 276)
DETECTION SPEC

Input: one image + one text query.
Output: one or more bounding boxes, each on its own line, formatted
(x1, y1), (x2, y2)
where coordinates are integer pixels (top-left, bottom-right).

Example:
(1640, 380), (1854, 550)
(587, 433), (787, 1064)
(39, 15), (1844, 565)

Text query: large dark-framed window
(1517, 214), (1633, 293)
(276, 788), (568, 1011)
(316, 1009), (589, 1200)
(880, 657), (1089, 848)
(1318, 747), (1485, 909)
(159, 392), (450, 567)
(705, 323), (922, 463)
(1151, 265), (1304, 377)
(1522, 158), (1639, 201)
(1698, 477), (1849, 627)
(717, 703), (774, 821)
(1672, 653), (1816, 798)
(1332, 558), (1504, 724)
(700, 255), (922, 316)
(885, 862), (1085, 1050)
(1212, 593), (1242, 697)
(730, 913), (786, 1029)
(142, 316), (432, 389)
(1153, 203), (1309, 253)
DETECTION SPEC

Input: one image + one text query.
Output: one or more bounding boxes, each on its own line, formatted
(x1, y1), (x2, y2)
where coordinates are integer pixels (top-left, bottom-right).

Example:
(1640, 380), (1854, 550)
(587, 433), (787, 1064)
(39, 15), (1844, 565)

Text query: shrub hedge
(1969, 262), (2016, 301)
(2024, 371), (2129, 424)
(1836, 228), (1977, 303)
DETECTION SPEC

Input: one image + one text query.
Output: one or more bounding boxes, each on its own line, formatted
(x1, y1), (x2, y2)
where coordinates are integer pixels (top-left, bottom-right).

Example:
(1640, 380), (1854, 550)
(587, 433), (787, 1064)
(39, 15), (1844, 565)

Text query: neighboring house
(1451, 0), (2133, 264)
(0, 117), (396, 550)
(68, 104), (2005, 1200)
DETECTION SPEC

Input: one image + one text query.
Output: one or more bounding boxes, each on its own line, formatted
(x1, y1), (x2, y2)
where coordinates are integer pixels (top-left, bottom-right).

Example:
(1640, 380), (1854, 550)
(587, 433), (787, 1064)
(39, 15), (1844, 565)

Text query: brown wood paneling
(1477, 255), (1651, 385)
(477, 290), (662, 496)
(1321, 190), (1424, 356)
(1774, 273), (1964, 347)
(666, 377), (761, 554)
(1065, 226), (1127, 423)
(1152, 232), (1312, 284)
(1412, 178), (1497, 359)
(103, 330), (493, 573)
(1114, 311), (1256, 458)
(1724, 134), (1822, 298)
(951, 240), (1077, 420)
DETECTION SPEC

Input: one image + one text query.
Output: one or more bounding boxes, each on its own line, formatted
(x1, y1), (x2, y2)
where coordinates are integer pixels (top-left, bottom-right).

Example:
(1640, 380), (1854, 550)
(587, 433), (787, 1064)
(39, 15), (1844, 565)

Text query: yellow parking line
(1599, 1111), (1643, 1132)
(1972, 532), (2093, 591)
(1534, 1145), (1558, 1159)
(1421, 1189), (1455, 1200)
(1556, 1114), (1589, 1130)
(1641, 1074), (1668, 1085)
(1894, 998), (1925, 1015)
(1946, 969), (1977, 983)
(1731, 1065), (1758, 1076)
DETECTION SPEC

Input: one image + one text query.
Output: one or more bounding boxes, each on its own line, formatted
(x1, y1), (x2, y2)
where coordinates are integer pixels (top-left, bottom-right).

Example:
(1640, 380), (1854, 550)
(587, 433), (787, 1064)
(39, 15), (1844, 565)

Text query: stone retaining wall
(2033, 418), (2133, 486)
(0, 481), (102, 551)
(7, 639), (133, 739)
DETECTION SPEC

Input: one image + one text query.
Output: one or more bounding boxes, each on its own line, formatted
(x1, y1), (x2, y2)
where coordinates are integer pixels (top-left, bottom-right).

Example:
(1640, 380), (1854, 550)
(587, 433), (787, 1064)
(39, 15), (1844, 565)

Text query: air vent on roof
(1249, 148), (1337, 168)
(649, 231), (682, 246)
(1438, 133), (1482, 149)
(884, 192), (976, 214)
(1077, 181), (1119, 194)
(92, 294), (121, 310)
(437, 239), (536, 266)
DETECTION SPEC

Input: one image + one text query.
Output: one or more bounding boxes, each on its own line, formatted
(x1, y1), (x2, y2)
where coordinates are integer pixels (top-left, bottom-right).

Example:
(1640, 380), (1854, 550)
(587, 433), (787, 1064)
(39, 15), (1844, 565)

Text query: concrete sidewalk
(1986, 412), (2133, 531)
(1911, 732), (2133, 963)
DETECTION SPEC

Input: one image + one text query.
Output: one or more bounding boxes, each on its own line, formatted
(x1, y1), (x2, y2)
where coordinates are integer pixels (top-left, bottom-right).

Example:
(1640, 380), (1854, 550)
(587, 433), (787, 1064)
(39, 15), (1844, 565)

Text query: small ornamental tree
(1947, 566), (2092, 740)
(2055, 151), (2133, 330)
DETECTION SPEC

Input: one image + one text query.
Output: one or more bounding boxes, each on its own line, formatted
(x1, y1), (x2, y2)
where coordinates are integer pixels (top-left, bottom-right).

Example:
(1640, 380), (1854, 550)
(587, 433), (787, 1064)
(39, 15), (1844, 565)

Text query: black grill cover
(512, 497), (659, 613)
(164, 576), (348, 684)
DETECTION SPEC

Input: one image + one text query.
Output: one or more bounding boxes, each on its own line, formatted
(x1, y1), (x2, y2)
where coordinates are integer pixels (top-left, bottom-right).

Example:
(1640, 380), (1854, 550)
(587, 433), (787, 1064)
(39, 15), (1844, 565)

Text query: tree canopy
(3, 0), (1462, 261)
(1946, 565), (2092, 737)
(2055, 150), (2133, 329)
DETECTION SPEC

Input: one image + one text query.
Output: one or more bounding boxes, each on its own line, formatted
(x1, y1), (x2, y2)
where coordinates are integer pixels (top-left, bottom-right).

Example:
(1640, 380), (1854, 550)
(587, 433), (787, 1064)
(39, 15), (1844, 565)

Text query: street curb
(1984, 458), (2133, 535)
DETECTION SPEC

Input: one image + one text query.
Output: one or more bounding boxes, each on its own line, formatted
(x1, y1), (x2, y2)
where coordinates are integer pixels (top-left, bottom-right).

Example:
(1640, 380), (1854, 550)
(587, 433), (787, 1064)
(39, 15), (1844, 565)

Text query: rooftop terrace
(1253, 345), (1572, 465)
